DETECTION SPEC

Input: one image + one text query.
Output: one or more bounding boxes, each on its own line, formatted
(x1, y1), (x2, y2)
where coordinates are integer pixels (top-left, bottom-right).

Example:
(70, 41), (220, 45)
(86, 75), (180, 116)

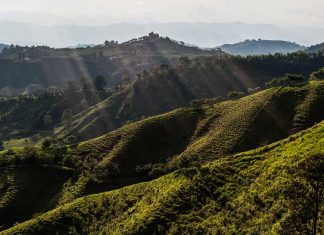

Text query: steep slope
(0, 81), (323, 230)
(2, 119), (323, 235)
(219, 39), (305, 56)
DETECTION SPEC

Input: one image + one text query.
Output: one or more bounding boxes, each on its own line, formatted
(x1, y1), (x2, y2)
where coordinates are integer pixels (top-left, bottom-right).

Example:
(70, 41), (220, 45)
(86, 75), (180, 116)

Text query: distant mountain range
(219, 39), (305, 56)
(0, 21), (324, 47)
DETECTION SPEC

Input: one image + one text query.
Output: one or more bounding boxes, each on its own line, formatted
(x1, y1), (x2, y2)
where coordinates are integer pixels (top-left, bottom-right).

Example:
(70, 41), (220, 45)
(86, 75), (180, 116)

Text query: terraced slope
(0, 81), (323, 230)
(2, 119), (323, 235)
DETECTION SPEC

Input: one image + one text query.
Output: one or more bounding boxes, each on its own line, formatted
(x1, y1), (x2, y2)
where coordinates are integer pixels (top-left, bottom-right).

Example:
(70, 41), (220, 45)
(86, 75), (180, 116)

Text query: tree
(94, 76), (107, 92)
(43, 113), (53, 128)
(281, 154), (324, 235)
(227, 91), (244, 99)
(0, 140), (4, 151)
(310, 68), (324, 80)
(266, 74), (305, 87)
(61, 109), (73, 131)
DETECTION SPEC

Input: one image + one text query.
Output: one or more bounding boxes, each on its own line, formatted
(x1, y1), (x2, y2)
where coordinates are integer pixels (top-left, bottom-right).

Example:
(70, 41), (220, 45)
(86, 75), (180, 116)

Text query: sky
(0, 0), (323, 27)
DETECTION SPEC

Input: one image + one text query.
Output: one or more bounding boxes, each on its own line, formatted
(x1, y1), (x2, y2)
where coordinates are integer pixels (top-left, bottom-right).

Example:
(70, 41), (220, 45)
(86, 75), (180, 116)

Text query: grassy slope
(77, 81), (324, 177)
(2, 119), (323, 235)
(0, 81), (323, 231)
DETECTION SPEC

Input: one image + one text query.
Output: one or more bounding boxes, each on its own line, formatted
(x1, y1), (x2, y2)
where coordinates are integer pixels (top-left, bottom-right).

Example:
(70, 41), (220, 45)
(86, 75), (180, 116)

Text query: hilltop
(0, 81), (323, 231)
(2, 112), (323, 234)
(219, 39), (305, 56)
(0, 33), (224, 90)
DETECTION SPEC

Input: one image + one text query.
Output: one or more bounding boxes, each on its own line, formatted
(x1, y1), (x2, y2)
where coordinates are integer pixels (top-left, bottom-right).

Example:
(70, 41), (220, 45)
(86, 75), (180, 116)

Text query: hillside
(219, 39), (305, 56)
(2, 117), (323, 234)
(60, 57), (324, 141)
(0, 81), (323, 231)
(1, 53), (323, 144)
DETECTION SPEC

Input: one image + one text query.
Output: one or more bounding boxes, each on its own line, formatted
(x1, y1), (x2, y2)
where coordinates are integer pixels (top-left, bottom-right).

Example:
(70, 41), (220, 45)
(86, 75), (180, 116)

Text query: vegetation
(0, 35), (323, 234)
(0, 81), (323, 232)
(266, 73), (305, 87)
(1, 119), (323, 234)
(56, 60), (324, 141)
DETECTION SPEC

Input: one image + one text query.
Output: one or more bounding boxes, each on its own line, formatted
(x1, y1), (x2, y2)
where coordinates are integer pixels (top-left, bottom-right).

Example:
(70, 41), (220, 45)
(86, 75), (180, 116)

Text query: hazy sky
(0, 0), (323, 27)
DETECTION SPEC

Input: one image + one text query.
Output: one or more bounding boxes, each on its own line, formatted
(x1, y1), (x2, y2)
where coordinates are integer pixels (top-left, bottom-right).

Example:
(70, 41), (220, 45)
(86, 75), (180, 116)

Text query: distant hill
(306, 42), (324, 53)
(0, 81), (323, 232)
(219, 39), (305, 56)
(0, 33), (224, 89)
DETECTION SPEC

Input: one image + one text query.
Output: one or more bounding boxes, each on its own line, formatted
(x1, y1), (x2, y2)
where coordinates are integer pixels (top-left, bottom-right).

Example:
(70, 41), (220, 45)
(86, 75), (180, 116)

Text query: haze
(0, 0), (323, 47)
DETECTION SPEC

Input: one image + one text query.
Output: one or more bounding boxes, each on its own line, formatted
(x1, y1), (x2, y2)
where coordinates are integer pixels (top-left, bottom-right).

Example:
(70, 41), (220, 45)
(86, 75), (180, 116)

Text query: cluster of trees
(310, 67), (324, 81)
(0, 74), (111, 141)
(282, 154), (324, 234)
(266, 74), (305, 87)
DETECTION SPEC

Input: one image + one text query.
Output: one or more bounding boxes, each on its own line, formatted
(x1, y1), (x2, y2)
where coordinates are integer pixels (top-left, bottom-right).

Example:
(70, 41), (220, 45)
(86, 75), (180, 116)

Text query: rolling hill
(0, 33), (224, 90)
(0, 81), (323, 231)
(1, 111), (323, 234)
(219, 39), (305, 56)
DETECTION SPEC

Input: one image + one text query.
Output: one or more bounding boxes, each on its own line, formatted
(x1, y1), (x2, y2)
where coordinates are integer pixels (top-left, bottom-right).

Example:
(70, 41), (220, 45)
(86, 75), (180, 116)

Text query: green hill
(2, 117), (323, 234)
(219, 39), (305, 56)
(0, 81), (323, 231)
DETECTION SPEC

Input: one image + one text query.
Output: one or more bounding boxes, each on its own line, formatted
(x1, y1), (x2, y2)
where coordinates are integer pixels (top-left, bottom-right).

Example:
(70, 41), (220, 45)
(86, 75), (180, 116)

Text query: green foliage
(227, 91), (245, 99)
(281, 154), (324, 234)
(0, 81), (323, 233)
(311, 67), (324, 81)
(266, 73), (305, 87)
(2, 121), (323, 234)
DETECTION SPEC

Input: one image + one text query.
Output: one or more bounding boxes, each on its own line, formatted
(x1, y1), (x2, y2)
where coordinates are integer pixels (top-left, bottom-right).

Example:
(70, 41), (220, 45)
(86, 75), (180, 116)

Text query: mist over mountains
(0, 21), (323, 48)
